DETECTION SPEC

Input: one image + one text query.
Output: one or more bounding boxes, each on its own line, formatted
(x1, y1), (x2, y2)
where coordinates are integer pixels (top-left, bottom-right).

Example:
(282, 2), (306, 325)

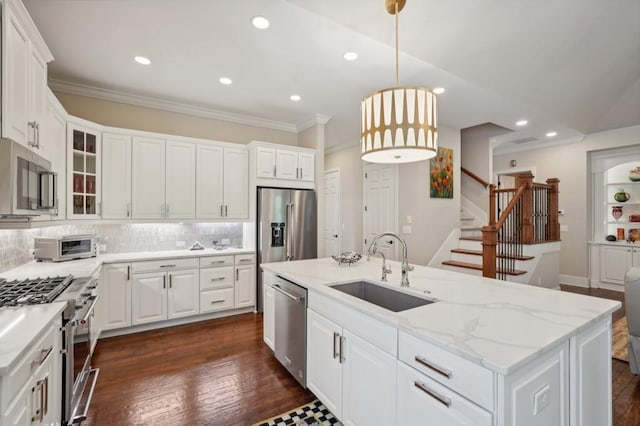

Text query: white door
(324, 169), (341, 257)
(132, 137), (165, 219)
(299, 152), (315, 181)
(196, 145), (224, 219)
(99, 264), (132, 331)
(102, 133), (132, 219)
(363, 163), (398, 259)
(30, 48), (47, 151)
(167, 269), (200, 319)
(600, 245), (632, 285)
(3, 12), (29, 145)
(234, 265), (255, 308)
(165, 140), (196, 219)
(342, 330), (397, 426)
(276, 149), (299, 180)
(131, 272), (167, 325)
(223, 148), (249, 218)
(307, 310), (343, 418)
(256, 147), (276, 178)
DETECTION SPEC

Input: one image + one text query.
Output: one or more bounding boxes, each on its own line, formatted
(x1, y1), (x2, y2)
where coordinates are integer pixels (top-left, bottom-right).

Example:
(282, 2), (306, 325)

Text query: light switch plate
(402, 225), (412, 234)
(533, 384), (551, 415)
(560, 224), (568, 232)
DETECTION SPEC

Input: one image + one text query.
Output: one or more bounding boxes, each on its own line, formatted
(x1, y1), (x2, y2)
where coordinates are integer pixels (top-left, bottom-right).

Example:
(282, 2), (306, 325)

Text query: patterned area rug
(254, 400), (342, 426)
(612, 316), (629, 362)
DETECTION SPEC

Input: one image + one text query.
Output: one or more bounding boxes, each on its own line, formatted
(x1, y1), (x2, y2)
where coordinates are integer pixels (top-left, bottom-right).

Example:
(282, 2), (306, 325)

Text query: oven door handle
(77, 296), (99, 324)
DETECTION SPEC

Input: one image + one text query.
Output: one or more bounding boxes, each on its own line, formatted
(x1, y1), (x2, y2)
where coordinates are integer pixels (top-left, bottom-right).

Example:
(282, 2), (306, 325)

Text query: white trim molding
(49, 79), (299, 133)
(298, 114), (332, 132)
(559, 274), (590, 288)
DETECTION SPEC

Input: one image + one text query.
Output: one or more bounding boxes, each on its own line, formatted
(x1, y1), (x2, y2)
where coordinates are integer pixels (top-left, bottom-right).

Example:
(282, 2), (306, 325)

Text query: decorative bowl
(630, 168), (640, 182)
(331, 251), (363, 266)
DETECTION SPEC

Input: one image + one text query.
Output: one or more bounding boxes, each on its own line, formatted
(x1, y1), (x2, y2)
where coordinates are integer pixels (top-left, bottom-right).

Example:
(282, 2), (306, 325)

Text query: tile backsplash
(0, 222), (244, 274)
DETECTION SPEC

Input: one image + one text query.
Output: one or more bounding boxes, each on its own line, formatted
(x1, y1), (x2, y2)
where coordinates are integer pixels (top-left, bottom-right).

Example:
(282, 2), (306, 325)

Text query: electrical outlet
(533, 384), (551, 415)
(221, 238), (231, 245)
(176, 241), (186, 248)
(98, 244), (107, 253)
(558, 209), (566, 215)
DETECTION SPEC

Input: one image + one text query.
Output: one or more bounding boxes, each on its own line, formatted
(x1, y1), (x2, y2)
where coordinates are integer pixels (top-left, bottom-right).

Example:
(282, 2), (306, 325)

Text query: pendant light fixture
(360, 0), (438, 164)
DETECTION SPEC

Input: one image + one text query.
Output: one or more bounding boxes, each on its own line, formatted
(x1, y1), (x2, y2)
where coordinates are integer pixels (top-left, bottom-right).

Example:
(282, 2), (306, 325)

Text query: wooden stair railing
(461, 167), (490, 189)
(481, 173), (560, 279)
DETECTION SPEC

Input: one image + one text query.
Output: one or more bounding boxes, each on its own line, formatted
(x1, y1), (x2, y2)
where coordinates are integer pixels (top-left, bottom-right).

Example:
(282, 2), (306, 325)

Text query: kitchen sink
(329, 280), (435, 312)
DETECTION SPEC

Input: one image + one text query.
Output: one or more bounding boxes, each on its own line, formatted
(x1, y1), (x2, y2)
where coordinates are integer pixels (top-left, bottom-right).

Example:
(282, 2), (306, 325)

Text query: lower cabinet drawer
(200, 288), (234, 313)
(200, 266), (234, 290)
(397, 362), (492, 426)
(235, 253), (255, 265)
(398, 331), (494, 411)
(132, 258), (198, 273)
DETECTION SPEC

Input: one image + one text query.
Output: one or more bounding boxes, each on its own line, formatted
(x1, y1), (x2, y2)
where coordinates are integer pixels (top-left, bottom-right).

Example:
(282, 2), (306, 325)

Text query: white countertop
(261, 257), (621, 375)
(0, 247), (255, 281)
(589, 240), (639, 247)
(0, 303), (66, 375)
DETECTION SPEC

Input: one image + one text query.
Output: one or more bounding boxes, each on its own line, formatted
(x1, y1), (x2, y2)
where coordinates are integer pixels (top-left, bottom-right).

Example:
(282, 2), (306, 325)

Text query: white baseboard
(559, 274), (590, 288)
(592, 281), (624, 292)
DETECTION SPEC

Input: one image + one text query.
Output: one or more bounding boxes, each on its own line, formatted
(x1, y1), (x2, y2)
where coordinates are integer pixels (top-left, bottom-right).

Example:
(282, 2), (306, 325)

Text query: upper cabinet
(102, 132), (132, 219)
(253, 143), (316, 187)
(196, 145), (249, 219)
(67, 121), (102, 219)
(1, 0), (54, 153)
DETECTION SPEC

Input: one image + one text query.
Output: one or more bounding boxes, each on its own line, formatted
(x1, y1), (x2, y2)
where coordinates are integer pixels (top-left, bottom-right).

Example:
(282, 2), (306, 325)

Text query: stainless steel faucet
(368, 232), (414, 287)
(368, 247), (392, 281)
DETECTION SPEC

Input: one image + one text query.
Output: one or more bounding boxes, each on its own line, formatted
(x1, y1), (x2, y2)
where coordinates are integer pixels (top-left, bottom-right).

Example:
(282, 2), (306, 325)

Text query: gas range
(0, 275), (75, 307)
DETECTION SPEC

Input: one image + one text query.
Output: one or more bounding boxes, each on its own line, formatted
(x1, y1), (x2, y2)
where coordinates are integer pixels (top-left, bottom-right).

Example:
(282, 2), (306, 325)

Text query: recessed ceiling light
(343, 52), (358, 61)
(134, 56), (151, 65)
(546, 131), (558, 138)
(251, 16), (270, 29)
(433, 87), (445, 94)
(516, 120), (528, 126)
(290, 94), (301, 102)
(219, 77), (232, 85)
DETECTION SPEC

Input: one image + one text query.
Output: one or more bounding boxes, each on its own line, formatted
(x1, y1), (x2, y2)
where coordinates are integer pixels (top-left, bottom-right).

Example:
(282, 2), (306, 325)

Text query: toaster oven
(34, 235), (98, 262)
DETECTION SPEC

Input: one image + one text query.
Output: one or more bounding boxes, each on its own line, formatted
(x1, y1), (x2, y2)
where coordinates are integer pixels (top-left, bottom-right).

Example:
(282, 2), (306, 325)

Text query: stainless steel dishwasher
(273, 276), (307, 387)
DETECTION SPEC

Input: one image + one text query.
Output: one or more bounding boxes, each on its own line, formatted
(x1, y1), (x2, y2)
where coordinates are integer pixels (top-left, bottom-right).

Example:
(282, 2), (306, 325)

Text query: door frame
(324, 168), (341, 256)
(362, 163), (399, 260)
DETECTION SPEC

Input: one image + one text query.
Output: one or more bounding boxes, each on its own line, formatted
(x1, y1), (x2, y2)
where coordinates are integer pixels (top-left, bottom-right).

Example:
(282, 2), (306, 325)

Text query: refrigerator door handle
(285, 203), (291, 261)
(289, 203), (295, 260)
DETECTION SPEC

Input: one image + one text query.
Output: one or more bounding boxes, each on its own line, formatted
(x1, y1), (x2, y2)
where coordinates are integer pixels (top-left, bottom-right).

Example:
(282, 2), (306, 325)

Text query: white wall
(399, 126), (461, 265)
(493, 125), (640, 283)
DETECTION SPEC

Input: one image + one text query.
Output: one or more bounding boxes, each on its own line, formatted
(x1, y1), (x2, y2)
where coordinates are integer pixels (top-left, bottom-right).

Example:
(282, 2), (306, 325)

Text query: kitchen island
(262, 257), (620, 426)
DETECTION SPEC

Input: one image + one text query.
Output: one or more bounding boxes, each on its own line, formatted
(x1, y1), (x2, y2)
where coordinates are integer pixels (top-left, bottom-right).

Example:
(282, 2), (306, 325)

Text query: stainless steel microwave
(0, 138), (57, 217)
(34, 235), (98, 262)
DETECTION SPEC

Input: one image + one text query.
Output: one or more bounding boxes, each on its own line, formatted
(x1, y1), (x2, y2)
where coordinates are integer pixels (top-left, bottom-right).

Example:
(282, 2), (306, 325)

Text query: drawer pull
(238, 258), (252, 262)
(414, 380), (451, 407)
(160, 264), (176, 268)
(210, 300), (226, 304)
(210, 277), (226, 282)
(415, 355), (452, 379)
(210, 260), (226, 264)
(31, 347), (53, 367)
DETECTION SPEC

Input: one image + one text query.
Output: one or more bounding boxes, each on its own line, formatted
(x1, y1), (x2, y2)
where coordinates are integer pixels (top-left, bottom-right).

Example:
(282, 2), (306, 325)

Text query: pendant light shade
(361, 86), (437, 163)
(360, 0), (439, 164)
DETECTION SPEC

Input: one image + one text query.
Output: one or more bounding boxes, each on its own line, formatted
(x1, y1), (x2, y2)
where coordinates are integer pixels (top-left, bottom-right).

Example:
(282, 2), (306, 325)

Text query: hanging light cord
(395, 1), (399, 86)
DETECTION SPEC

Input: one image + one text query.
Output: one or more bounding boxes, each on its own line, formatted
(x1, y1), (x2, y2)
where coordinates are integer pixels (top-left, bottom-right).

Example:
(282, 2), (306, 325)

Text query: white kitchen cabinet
(167, 269), (200, 319)
(196, 145), (248, 219)
(131, 272), (167, 325)
(254, 144), (315, 183)
(43, 90), (67, 220)
(131, 136), (165, 219)
(397, 362), (492, 426)
(67, 122), (102, 219)
(599, 245), (636, 285)
(165, 140), (196, 219)
(1, 1), (53, 152)
(263, 283), (275, 350)
(307, 309), (396, 423)
(234, 264), (255, 308)
(102, 133), (132, 219)
(98, 263), (132, 331)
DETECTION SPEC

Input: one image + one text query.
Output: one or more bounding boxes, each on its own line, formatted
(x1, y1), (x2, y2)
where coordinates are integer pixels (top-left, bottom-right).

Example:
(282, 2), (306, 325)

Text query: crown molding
(492, 135), (585, 155)
(324, 140), (360, 155)
(297, 114), (332, 132)
(49, 79), (299, 133)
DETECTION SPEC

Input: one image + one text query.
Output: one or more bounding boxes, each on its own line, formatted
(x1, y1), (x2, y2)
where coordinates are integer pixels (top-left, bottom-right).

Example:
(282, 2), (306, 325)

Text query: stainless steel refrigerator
(257, 187), (317, 311)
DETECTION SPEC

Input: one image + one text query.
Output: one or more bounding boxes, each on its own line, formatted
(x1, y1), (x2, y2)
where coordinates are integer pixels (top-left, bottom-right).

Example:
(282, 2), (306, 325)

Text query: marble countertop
(261, 258), (621, 375)
(0, 303), (66, 375)
(0, 247), (255, 281)
(589, 240), (639, 247)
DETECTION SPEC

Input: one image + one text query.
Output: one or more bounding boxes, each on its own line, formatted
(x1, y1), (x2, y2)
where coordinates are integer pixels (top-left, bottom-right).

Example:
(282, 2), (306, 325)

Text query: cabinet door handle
(415, 355), (452, 379)
(163, 276), (166, 289)
(28, 121), (37, 148)
(210, 260), (226, 264)
(210, 277), (226, 282)
(42, 376), (48, 417)
(126, 203), (130, 218)
(236, 268), (239, 281)
(220, 205), (224, 217)
(225, 205), (228, 217)
(238, 258), (252, 262)
(273, 164), (277, 177)
(414, 380), (451, 407)
(333, 332), (340, 359)
(31, 347), (53, 368)
(339, 335), (346, 363)
(160, 264), (176, 268)
(127, 265), (131, 281)
(169, 274), (172, 288)
(35, 122), (40, 148)
(210, 299), (225, 304)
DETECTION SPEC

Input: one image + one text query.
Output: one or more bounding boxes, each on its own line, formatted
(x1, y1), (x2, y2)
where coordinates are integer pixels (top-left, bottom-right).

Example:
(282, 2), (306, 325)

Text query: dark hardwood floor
(561, 284), (640, 426)
(86, 314), (313, 426)
(86, 287), (639, 425)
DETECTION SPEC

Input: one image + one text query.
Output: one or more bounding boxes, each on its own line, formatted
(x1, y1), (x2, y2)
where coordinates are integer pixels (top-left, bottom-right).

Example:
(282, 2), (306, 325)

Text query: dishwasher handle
(272, 284), (303, 302)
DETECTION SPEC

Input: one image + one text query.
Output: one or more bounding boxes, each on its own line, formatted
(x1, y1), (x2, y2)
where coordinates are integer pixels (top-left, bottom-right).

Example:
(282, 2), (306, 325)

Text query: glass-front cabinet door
(67, 122), (101, 219)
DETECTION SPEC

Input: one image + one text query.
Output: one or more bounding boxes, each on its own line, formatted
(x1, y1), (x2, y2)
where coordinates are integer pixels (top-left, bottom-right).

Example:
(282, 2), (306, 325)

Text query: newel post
(481, 225), (497, 278)
(547, 178), (560, 241)
(516, 173), (534, 244)
(488, 184), (497, 226)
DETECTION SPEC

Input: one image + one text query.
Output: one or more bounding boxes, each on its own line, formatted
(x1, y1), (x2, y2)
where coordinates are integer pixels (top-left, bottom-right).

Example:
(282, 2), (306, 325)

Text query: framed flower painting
(430, 147), (453, 199)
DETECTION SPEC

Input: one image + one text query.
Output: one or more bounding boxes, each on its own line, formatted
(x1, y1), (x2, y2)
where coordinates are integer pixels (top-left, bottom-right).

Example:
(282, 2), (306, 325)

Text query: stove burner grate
(0, 275), (74, 307)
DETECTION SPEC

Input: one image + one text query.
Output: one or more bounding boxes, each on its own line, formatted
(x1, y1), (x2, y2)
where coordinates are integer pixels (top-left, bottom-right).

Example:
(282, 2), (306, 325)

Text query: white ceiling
(24, 0), (640, 152)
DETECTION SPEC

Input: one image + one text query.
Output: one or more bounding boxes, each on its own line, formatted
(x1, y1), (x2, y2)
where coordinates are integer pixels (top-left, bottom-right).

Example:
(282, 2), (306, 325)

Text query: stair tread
(442, 260), (527, 276)
(451, 248), (535, 261)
